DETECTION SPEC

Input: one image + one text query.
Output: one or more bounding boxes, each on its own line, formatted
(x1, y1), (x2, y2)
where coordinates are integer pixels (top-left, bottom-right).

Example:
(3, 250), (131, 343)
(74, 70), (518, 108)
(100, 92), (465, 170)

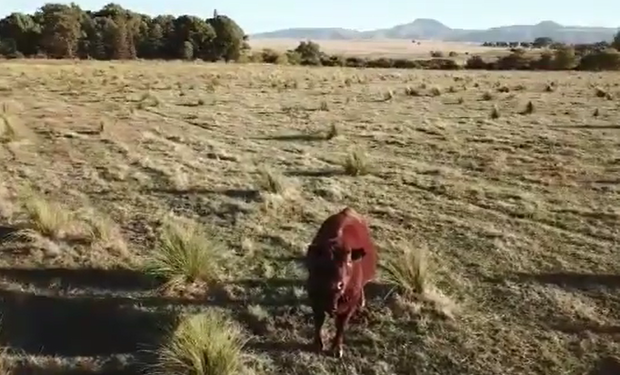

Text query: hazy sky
(1, 0), (618, 34)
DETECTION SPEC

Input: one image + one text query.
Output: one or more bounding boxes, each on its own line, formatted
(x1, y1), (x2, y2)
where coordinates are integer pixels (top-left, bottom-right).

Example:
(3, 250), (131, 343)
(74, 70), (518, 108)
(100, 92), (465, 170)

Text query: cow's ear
(351, 248), (366, 261)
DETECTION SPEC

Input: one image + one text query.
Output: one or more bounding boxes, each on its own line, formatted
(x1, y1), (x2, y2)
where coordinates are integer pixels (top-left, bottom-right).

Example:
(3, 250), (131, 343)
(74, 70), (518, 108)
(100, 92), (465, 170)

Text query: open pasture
(250, 38), (507, 59)
(0, 60), (619, 375)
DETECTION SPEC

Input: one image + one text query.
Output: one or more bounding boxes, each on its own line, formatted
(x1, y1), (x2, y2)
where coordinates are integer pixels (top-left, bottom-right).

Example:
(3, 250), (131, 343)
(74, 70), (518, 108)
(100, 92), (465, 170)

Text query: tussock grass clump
(81, 210), (127, 254)
(342, 149), (371, 176)
(137, 92), (160, 108)
(594, 86), (613, 99)
(382, 243), (429, 298)
(481, 91), (494, 101)
(521, 100), (534, 115)
(20, 191), (74, 239)
(255, 166), (286, 194)
(0, 319), (11, 375)
(404, 86), (419, 96)
(148, 311), (248, 375)
(325, 123), (339, 140)
(0, 115), (16, 143)
(144, 216), (225, 287)
(490, 104), (500, 119)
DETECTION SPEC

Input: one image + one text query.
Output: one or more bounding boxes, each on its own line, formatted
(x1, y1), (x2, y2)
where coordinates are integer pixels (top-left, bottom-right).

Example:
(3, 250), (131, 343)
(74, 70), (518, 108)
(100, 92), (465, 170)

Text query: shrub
(366, 57), (394, 68)
(144, 216), (226, 286)
(260, 48), (287, 64)
(577, 48), (620, 71)
(382, 244), (429, 298)
(465, 55), (489, 69)
(147, 311), (248, 375)
(21, 192), (74, 239)
(342, 149), (371, 176)
(553, 46), (577, 70)
(495, 50), (532, 70)
(294, 40), (323, 65)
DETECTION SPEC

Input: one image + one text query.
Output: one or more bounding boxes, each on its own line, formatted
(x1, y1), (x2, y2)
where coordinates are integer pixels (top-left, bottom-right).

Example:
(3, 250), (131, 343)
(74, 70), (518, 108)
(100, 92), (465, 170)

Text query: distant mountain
(251, 19), (619, 44)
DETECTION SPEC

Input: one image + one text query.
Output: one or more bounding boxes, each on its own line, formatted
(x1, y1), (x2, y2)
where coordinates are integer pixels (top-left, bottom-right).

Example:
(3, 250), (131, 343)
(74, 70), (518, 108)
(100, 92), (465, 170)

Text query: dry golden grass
(250, 38), (507, 59)
(0, 59), (619, 375)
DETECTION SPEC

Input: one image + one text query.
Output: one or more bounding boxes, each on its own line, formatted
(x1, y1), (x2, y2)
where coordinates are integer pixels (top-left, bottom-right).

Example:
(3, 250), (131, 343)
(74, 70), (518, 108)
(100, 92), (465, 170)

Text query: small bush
(481, 91), (494, 101)
(325, 123), (339, 140)
(594, 86), (613, 99)
(382, 244), (429, 298)
(147, 311), (248, 375)
(21, 192), (74, 239)
(342, 149), (371, 176)
(521, 100), (535, 115)
(465, 55), (489, 69)
(144, 216), (226, 286)
(256, 166), (286, 194)
(260, 48), (288, 64)
(404, 86), (420, 96)
(490, 104), (500, 119)
(0, 114), (16, 143)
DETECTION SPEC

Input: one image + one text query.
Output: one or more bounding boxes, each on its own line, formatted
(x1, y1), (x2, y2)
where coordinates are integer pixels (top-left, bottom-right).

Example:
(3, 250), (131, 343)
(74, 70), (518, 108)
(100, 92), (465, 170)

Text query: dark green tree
(206, 15), (246, 61)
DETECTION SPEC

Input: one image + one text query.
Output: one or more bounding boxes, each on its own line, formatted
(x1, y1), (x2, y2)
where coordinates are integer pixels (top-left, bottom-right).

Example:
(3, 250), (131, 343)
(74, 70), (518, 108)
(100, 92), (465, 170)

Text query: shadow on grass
(246, 340), (311, 354)
(0, 266), (158, 291)
(146, 187), (261, 201)
(588, 356), (620, 375)
(0, 224), (19, 244)
(507, 272), (620, 290)
(0, 289), (177, 357)
(547, 318), (620, 335)
(552, 125), (620, 130)
(254, 133), (326, 142)
(285, 168), (344, 178)
(9, 362), (141, 375)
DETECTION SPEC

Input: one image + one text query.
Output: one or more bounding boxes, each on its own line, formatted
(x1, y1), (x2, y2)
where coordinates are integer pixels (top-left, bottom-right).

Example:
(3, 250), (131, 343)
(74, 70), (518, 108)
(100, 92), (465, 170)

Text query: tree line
(1, 3), (619, 71)
(0, 3), (247, 61)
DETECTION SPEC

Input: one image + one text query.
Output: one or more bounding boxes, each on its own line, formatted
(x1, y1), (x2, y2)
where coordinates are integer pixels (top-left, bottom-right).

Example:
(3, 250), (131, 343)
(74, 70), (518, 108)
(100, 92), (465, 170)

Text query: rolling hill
(251, 19), (619, 44)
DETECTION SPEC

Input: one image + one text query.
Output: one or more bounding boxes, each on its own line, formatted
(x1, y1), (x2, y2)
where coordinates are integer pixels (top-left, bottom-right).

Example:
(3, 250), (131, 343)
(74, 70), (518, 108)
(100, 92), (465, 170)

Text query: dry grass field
(250, 38), (507, 59)
(0, 59), (619, 375)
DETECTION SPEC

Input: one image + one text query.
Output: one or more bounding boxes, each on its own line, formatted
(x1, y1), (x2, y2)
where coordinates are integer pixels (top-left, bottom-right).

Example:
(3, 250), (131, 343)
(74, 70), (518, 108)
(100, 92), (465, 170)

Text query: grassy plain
(250, 38), (509, 59)
(0, 59), (619, 375)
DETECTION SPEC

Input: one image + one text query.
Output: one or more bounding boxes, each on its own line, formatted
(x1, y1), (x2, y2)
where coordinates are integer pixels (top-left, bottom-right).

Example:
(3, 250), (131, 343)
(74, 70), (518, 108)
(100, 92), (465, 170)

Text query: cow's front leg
(311, 304), (326, 353)
(359, 288), (366, 309)
(331, 310), (353, 358)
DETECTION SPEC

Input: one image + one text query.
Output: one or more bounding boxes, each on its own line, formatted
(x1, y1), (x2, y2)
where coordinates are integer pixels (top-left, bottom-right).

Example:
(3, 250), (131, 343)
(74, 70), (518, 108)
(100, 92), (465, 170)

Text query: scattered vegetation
(1, 3), (619, 71)
(0, 48), (618, 375)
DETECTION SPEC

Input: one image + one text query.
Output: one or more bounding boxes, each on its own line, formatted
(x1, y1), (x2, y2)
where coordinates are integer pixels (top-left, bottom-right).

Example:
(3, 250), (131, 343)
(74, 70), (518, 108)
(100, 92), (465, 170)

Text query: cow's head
(311, 239), (367, 313)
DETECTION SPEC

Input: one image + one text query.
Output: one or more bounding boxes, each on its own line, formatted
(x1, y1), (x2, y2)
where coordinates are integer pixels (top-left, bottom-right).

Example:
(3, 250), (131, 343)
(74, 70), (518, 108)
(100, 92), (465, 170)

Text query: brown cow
(304, 207), (378, 358)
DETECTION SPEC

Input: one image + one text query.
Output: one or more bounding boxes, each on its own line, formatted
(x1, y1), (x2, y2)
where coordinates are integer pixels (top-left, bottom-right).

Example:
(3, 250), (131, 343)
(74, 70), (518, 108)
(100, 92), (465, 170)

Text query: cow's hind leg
(311, 304), (326, 353)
